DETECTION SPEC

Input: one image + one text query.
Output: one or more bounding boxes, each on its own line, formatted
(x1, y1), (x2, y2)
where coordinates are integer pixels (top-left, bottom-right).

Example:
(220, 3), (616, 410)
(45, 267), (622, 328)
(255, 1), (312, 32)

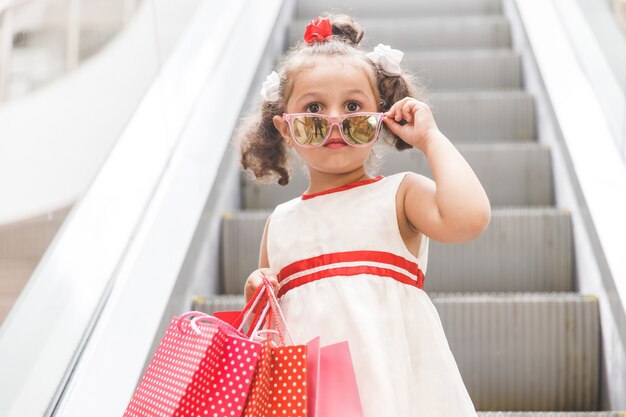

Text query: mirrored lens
(292, 116), (329, 145)
(342, 115), (379, 145)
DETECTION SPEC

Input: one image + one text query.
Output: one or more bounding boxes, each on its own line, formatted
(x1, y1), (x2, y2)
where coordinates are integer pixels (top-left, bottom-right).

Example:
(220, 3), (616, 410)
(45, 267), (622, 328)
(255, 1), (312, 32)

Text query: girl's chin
(308, 160), (370, 175)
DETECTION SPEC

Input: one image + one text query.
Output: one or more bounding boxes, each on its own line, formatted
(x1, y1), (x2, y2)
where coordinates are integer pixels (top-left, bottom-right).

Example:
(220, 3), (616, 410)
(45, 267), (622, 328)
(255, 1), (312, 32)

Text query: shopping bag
(240, 276), (308, 417)
(307, 337), (364, 417)
(123, 311), (261, 417)
(243, 334), (308, 416)
(216, 275), (363, 416)
(214, 280), (273, 336)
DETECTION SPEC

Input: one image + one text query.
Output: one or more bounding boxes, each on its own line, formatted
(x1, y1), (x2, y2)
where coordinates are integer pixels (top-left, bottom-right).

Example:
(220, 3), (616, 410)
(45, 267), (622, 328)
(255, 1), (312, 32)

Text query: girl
(237, 13), (490, 417)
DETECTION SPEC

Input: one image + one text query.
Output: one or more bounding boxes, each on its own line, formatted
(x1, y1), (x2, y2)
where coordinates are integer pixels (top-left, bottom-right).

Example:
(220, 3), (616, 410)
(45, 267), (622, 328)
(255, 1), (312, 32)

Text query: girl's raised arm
(385, 98), (491, 243)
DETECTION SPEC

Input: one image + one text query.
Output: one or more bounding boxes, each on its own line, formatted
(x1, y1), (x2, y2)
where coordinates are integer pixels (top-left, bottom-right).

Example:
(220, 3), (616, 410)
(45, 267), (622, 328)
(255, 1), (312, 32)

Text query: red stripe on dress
(417, 268), (425, 289)
(278, 250), (418, 282)
(277, 265), (424, 298)
(301, 176), (384, 200)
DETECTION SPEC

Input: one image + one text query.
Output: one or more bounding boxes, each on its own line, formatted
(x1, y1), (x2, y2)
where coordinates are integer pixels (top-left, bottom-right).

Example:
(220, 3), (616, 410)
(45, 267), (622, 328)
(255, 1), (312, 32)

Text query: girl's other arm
(244, 215), (279, 303)
(259, 215), (271, 269)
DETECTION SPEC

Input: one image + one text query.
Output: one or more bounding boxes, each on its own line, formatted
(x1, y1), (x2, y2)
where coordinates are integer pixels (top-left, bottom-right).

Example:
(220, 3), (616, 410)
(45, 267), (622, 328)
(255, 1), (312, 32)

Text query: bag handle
(251, 329), (281, 346)
(176, 311), (212, 333)
(237, 282), (270, 335)
(250, 274), (294, 345)
(236, 274), (281, 337)
(176, 311), (245, 337)
(232, 283), (267, 331)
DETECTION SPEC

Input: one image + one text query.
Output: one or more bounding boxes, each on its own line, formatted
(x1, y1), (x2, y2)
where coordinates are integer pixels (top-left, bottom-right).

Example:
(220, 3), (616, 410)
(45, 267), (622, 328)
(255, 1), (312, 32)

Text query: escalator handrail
(0, 0), (291, 415)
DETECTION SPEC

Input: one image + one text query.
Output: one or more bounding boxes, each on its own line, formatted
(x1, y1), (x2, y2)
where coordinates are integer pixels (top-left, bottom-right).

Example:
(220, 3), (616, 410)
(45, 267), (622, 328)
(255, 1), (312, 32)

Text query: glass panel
(0, 0), (146, 327)
(574, 0), (626, 89)
(566, 0), (626, 162)
(0, 0), (205, 414)
(0, 0), (140, 101)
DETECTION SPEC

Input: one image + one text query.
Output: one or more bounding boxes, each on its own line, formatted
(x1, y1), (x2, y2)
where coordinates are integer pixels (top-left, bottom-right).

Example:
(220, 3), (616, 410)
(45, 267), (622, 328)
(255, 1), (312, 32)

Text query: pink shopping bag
(123, 312), (261, 417)
(307, 337), (364, 417)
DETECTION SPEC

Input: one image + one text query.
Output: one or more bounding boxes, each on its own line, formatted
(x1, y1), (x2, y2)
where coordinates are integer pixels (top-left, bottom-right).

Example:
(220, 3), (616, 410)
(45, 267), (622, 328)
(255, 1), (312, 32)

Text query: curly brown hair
(237, 13), (425, 186)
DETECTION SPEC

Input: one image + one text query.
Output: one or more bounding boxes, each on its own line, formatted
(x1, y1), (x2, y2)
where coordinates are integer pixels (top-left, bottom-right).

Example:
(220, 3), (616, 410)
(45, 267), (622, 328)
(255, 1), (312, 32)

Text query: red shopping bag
(124, 312), (261, 417)
(307, 337), (364, 417)
(243, 335), (308, 416)
(216, 276), (363, 416)
(230, 276), (308, 417)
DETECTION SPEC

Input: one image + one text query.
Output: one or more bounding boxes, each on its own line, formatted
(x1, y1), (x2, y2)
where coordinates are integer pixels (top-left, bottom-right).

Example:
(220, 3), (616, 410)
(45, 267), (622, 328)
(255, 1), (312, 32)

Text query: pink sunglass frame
(282, 112), (385, 148)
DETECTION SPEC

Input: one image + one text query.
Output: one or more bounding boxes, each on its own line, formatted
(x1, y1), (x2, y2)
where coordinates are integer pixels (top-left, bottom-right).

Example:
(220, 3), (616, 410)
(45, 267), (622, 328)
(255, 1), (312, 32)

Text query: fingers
(244, 268), (279, 304)
(385, 97), (425, 123)
(383, 115), (403, 136)
(263, 273), (280, 296)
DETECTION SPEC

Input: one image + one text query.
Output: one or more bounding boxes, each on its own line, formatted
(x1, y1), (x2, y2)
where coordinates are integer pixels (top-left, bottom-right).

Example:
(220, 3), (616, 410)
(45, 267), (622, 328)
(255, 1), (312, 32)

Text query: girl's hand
(383, 97), (439, 152)
(244, 268), (280, 306)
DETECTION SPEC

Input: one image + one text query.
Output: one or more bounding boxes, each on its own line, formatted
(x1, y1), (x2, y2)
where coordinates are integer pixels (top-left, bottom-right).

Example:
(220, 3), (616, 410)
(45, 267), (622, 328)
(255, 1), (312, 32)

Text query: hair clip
(304, 17), (333, 44)
(366, 44), (404, 75)
(260, 71), (280, 102)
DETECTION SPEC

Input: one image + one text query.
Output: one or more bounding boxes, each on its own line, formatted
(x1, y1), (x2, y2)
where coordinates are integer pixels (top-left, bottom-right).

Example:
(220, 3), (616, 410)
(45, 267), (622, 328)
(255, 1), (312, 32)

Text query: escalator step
(242, 143), (554, 209)
(430, 91), (536, 143)
(193, 293), (599, 411)
(296, 0), (503, 18)
(288, 16), (511, 50)
(404, 49), (522, 91)
(220, 208), (573, 295)
(477, 413), (624, 416)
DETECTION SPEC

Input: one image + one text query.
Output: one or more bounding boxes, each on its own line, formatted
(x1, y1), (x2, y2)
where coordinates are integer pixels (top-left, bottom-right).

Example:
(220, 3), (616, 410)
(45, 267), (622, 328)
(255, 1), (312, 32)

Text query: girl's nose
(328, 122), (343, 138)
(325, 112), (344, 137)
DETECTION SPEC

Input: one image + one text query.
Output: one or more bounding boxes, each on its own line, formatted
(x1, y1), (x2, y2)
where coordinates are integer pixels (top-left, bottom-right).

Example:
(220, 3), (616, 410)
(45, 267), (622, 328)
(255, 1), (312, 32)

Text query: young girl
(237, 13), (490, 417)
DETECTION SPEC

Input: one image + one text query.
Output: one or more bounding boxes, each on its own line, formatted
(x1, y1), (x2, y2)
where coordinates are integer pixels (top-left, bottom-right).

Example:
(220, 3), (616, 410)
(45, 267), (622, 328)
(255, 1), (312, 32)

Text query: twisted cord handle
(238, 282), (271, 333)
(259, 274), (294, 345)
(176, 311), (244, 337)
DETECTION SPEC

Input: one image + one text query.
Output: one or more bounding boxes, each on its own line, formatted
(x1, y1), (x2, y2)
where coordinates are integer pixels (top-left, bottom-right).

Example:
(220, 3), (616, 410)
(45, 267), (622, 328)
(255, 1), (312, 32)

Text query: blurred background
(1, 0), (626, 415)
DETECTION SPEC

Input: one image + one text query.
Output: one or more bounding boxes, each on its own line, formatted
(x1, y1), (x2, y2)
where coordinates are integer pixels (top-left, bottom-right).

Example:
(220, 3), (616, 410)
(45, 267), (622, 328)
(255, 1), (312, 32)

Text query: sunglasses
(282, 112), (385, 147)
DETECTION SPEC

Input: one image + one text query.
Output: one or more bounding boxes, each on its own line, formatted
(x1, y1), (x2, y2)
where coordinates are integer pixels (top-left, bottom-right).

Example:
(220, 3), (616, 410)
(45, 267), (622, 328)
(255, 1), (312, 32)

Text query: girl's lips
(324, 139), (346, 149)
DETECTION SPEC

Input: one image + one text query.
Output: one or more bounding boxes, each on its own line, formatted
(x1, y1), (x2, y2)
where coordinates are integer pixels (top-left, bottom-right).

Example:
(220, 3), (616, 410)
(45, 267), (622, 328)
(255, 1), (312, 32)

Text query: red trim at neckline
(301, 175), (384, 200)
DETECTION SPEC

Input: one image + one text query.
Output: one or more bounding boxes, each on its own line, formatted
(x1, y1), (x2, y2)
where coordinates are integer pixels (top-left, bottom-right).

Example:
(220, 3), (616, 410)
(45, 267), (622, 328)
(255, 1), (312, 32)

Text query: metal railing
(0, 0), (293, 414)
(510, 0), (626, 405)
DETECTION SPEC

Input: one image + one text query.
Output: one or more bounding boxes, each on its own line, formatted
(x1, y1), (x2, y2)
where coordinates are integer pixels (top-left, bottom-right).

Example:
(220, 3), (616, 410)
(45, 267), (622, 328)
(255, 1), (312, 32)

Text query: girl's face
(273, 56), (379, 176)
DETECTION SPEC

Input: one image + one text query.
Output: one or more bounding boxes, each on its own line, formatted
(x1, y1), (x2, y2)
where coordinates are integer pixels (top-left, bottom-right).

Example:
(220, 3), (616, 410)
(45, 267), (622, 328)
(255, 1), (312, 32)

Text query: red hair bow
(304, 17), (333, 44)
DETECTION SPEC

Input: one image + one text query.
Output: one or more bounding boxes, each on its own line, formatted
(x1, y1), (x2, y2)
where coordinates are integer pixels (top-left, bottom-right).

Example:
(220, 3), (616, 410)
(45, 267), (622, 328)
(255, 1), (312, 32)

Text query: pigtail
(376, 69), (426, 150)
(237, 101), (291, 186)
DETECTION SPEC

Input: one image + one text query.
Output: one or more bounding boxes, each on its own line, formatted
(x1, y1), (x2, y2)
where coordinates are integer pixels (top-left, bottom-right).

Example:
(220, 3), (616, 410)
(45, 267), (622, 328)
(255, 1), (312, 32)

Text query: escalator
(194, 0), (626, 415)
(1, 0), (625, 415)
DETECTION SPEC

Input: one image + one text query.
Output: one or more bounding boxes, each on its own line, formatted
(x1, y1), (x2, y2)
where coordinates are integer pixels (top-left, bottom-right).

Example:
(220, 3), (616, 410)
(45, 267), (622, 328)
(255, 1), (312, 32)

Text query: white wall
(0, 0), (201, 225)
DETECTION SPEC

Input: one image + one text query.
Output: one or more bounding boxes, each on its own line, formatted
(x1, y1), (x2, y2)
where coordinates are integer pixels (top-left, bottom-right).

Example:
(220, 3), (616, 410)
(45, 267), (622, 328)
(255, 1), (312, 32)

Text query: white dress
(266, 172), (478, 417)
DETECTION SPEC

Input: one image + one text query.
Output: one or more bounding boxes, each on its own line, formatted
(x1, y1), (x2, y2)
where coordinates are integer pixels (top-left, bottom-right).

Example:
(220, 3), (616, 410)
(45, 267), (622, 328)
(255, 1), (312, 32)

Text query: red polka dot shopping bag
(243, 335), (308, 417)
(123, 311), (262, 417)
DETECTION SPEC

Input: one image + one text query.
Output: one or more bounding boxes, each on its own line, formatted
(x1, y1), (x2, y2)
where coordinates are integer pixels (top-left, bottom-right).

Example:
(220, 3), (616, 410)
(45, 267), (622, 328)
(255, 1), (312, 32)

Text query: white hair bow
(366, 44), (404, 75)
(260, 71), (280, 102)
